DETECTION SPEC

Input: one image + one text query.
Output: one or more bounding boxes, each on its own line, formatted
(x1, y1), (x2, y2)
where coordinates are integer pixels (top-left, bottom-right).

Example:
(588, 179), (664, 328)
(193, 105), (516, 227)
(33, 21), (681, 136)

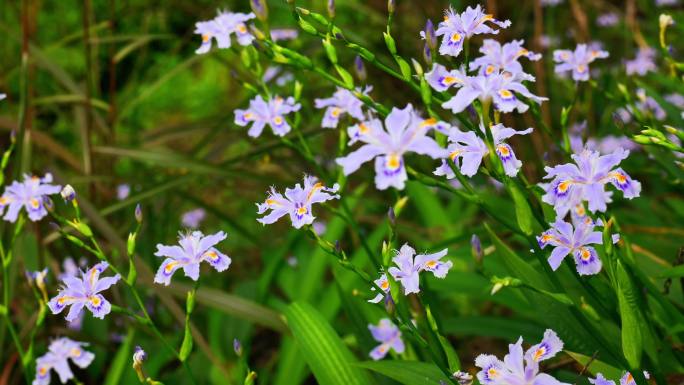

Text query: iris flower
(34, 338), (94, 385)
(0, 173), (61, 222)
(470, 39), (541, 76)
(256, 175), (339, 229)
(48, 262), (120, 321)
(553, 44), (609, 81)
(314, 87), (369, 128)
(475, 329), (569, 385)
(234, 95), (301, 138)
(387, 244), (451, 295)
(541, 148), (641, 217)
(336, 104), (447, 190)
(194, 10), (255, 54)
(368, 319), (405, 360)
(435, 5), (510, 58)
(537, 219), (604, 275)
(154, 231), (231, 285)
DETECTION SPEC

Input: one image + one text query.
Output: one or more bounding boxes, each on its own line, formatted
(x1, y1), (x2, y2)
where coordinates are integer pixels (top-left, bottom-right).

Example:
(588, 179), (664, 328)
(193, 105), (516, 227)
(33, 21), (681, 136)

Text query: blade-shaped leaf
(285, 302), (374, 385)
(356, 360), (449, 385)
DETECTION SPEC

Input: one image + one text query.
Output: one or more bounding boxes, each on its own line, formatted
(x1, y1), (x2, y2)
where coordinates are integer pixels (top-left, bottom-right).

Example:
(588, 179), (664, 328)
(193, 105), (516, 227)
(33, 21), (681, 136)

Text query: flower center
(165, 261), (179, 273)
(498, 89), (513, 99)
(331, 107), (342, 118)
(386, 154), (401, 171)
(202, 34), (210, 42)
(450, 33), (462, 42)
(90, 296), (101, 307)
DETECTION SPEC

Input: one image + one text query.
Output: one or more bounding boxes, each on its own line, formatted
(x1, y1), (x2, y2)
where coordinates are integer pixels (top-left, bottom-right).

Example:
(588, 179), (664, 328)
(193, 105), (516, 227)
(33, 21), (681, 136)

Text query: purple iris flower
(553, 44), (609, 81)
(590, 372), (649, 385)
(632, 88), (666, 121)
(48, 262), (120, 322)
(387, 244), (451, 295)
(538, 219), (606, 275)
(368, 319), (405, 360)
(435, 5), (510, 58)
(256, 175), (339, 229)
(181, 208), (206, 229)
(336, 104), (447, 190)
(665, 93), (684, 109)
(314, 87), (370, 128)
(234, 95), (301, 138)
(476, 329), (568, 385)
(369, 273), (390, 303)
(470, 39), (541, 77)
(434, 68), (546, 114)
(154, 231), (231, 286)
(541, 148), (641, 217)
(597, 12), (620, 27)
(59, 257), (88, 330)
(435, 124), (532, 178)
(194, 10), (255, 54)
(270, 28), (298, 42)
(34, 337), (95, 385)
(625, 47), (657, 76)
(0, 173), (61, 223)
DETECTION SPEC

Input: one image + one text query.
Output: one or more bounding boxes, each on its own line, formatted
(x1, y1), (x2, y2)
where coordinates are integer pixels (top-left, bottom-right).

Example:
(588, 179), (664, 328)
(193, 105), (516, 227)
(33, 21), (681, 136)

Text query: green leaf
(566, 351), (623, 379)
(616, 260), (643, 369)
(356, 360), (449, 384)
(658, 264), (684, 278)
(103, 329), (135, 385)
(506, 181), (534, 236)
(285, 302), (374, 385)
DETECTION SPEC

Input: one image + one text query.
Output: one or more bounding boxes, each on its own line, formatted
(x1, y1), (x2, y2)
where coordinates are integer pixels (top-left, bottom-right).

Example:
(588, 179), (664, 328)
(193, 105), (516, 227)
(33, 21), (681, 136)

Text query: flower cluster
(256, 175), (339, 229)
(234, 95), (301, 138)
(48, 262), (120, 321)
(336, 104), (447, 190)
(154, 230), (231, 285)
(34, 337), (94, 385)
(194, 10), (255, 54)
(0, 173), (61, 222)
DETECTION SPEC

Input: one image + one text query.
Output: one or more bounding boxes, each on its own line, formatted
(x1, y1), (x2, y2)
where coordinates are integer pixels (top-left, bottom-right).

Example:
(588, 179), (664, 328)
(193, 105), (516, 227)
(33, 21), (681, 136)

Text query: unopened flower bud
(327, 0), (335, 18)
(233, 338), (243, 357)
(60, 184), (76, 202)
(354, 56), (367, 82)
(387, 0), (395, 15)
(423, 43), (432, 66)
(251, 0), (269, 21)
(471, 234), (482, 264)
(424, 19), (436, 50)
(384, 293), (395, 316)
(132, 346), (147, 382)
(387, 206), (396, 226)
(43, 196), (54, 212)
(135, 203), (142, 223)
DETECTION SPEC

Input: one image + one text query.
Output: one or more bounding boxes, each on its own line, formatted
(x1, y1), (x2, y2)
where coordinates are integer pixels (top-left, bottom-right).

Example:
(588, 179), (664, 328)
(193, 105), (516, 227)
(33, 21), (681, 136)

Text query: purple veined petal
(70, 348), (95, 368)
(584, 183), (610, 213)
(495, 143), (523, 177)
(336, 144), (384, 175)
(198, 231), (227, 254)
(547, 246), (571, 271)
(503, 337), (525, 377)
(202, 248), (232, 272)
(48, 293), (79, 315)
(384, 104), (413, 141)
(3, 201), (23, 223)
(247, 121), (267, 138)
(459, 151), (485, 177)
(573, 247), (602, 275)
(398, 270), (420, 294)
(526, 329), (564, 363)
(426, 63), (464, 91)
(390, 336), (405, 354)
(373, 155), (408, 190)
(65, 301), (86, 323)
(475, 354), (506, 385)
(321, 107), (341, 128)
(182, 262), (201, 281)
(85, 294), (112, 319)
(52, 357), (75, 383)
(414, 249), (451, 278)
(34, 356), (53, 385)
(289, 208), (315, 229)
(606, 168), (641, 198)
(596, 148), (629, 173)
(154, 244), (187, 260)
(269, 115), (292, 136)
(581, 230), (603, 246)
(154, 258), (184, 286)
(195, 39), (212, 54)
(369, 343), (391, 360)
(93, 275), (120, 293)
(442, 86), (481, 113)
(369, 319), (399, 342)
(405, 135), (447, 159)
(368, 293), (384, 303)
(491, 124), (533, 142)
(256, 205), (290, 225)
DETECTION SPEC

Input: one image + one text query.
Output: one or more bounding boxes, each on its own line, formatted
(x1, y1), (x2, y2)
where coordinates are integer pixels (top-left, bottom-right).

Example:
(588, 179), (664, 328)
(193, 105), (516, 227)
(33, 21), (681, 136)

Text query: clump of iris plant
(154, 230), (231, 285)
(234, 95), (301, 138)
(336, 104), (447, 190)
(368, 318), (405, 360)
(0, 173), (61, 222)
(475, 329), (568, 385)
(48, 262), (120, 321)
(34, 337), (94, 385)
(256, 175), (339, 229)
(194, 10), (255, 54)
